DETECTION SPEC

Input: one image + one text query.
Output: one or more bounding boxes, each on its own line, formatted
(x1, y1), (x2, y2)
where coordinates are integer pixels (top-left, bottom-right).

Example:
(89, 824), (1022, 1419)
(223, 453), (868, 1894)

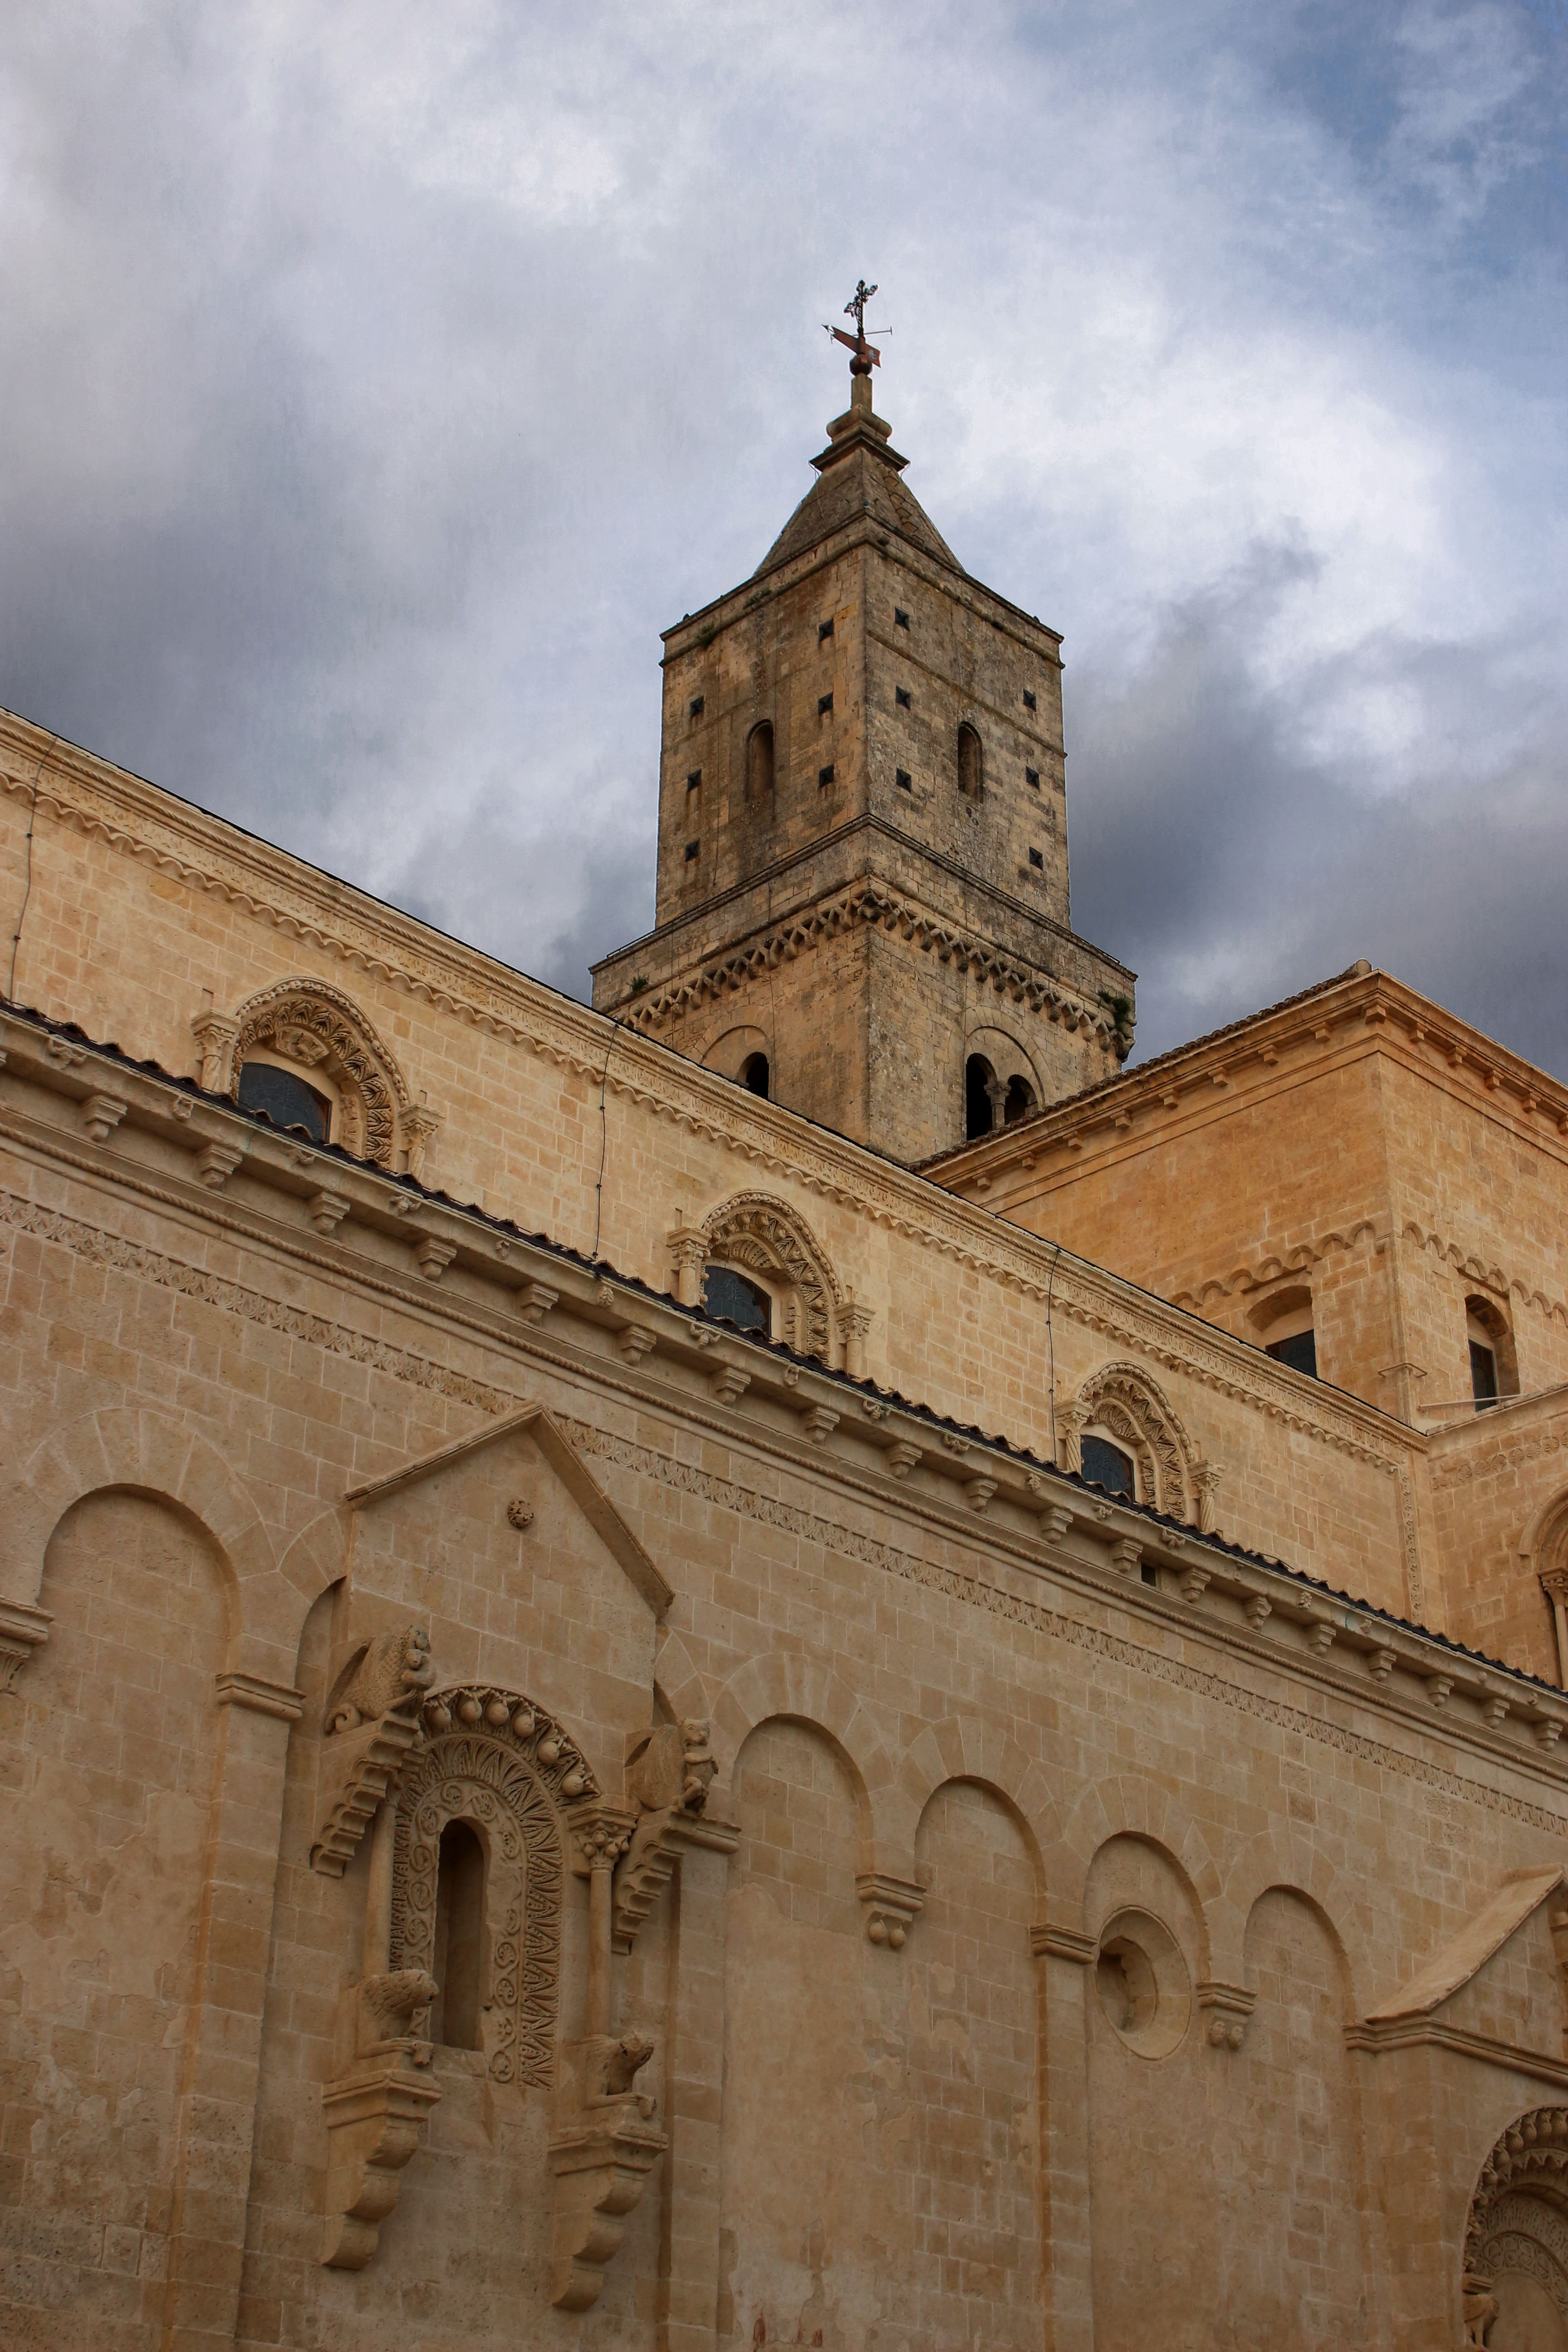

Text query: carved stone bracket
(612, 1722), (731, 1954)
(857, 1872), (924, 1950)
(1030, 1923), (1098, 1965)
(320, 1970), (441, 2270)
(0, 1598), (52, 1694)
(1198, 1980), (1256, 2051)
(311, 1627), (434, 1876)
(548, 2034), (668, 2311)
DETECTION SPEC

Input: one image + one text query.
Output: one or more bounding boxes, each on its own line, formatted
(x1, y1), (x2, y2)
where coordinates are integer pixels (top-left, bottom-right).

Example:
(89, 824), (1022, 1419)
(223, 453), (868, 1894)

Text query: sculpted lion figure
(327, 1625), (434, 1734)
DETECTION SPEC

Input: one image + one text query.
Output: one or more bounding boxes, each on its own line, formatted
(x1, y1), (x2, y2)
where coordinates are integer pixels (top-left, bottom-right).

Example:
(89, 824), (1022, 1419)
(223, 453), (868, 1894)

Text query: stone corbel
(320, 1966), (441, 2269)
(0, 1598), (52, 1694)
(857, 1872), (924, 1950)
(666, 1224), (707, 1309)
(548, 2034), (668, 2311)
(1198, 1980), (1256, 2051)
(612, 1721), (729, 1954)
(311, 1626), (435, 1876)
(190, 1007), (240, 1094)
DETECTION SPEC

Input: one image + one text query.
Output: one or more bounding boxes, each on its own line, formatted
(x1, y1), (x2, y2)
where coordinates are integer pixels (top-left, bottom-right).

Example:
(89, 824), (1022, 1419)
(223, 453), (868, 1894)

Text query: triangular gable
(343, 1404), (672, 1620)
(1365, 1867), (1566, 2021)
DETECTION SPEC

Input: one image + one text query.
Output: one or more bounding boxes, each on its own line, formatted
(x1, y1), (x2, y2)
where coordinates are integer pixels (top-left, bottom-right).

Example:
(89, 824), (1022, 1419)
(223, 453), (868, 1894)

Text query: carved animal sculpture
(679, 1719), (717, 1812)
(357, 1968), (439, 2050)
(626, 1720), (716, 1817)
(327, 1626), (435, 1734)
(1461, 2272), (1498, 2348)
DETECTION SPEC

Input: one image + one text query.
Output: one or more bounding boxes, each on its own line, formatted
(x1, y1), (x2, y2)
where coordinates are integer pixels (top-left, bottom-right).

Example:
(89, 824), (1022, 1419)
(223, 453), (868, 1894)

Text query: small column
(657, 1815), (740, 2352)
(1032, 1922), (1097, 2352)
(1542, 1570), (1568, 1687)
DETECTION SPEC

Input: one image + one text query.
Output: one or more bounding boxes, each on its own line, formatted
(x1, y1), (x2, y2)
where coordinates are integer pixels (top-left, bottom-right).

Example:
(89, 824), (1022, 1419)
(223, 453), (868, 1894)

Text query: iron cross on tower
(826, 278), (882, 375)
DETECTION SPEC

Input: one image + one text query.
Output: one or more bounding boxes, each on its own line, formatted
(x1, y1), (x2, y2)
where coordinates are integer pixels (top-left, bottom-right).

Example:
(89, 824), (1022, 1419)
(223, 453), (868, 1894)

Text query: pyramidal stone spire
(592, 320), (1135, 1164)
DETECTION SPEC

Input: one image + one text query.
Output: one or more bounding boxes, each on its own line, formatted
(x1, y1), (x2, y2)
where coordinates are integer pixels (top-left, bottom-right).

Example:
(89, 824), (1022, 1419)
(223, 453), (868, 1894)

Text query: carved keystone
(857, 1872), (923, 1950)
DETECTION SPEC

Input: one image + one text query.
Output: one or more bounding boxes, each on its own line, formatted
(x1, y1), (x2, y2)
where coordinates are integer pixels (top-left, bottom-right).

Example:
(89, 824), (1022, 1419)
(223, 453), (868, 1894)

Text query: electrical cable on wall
(590, 1015), (622, 1263)
(5, 781), (39, 1005)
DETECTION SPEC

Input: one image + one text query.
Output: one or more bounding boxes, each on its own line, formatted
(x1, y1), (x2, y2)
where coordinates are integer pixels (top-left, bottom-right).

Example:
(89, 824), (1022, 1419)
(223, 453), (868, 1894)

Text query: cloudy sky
(3, 0), (1566, 1071)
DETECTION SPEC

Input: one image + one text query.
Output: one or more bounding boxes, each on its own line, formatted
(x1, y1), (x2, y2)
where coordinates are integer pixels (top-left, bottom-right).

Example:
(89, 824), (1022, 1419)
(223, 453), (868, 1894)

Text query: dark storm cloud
(1, 0), (1564, 1066)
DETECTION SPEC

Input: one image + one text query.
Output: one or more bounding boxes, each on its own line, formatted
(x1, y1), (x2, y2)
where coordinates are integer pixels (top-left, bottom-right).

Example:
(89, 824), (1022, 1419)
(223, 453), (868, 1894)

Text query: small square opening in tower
(818, 693), (833, 716)
(894, 608), (910, 629)
(1023, 689), (1037, 711)
(818, 618), (834, 641)
(687, 769), (701, 791)
(684, 840), (700, 862)
(818, 764), (835, 788)
(689, 695), (705, 718)
(1026, 766), (1040, 788)
(895, 769), (912, 791)
(1029, 848), (1044, 869)
(896, 686), (911, 709)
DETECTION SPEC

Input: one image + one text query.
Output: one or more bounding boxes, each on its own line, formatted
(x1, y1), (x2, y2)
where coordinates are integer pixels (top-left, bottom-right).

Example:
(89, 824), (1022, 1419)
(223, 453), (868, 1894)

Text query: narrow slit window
(689, 694), (705, 718)
(1023, 689), (1037, 711)
(896, 686), (911, 709)
(818, 693), (833, 716)
(818, 618), (834, 641)
(895, 769), (912, 791)
(431, 1820), (486, 2050)
(1029, 847), (1044, 869)
(957, 722), (984, 799)
(894, 608), (910, 629)
(818, 764), (835, 787)
(1470, 1339), (1499, 1406)
(746, 721), (774, 798)
(740, 1052), (769, 1099)
(686, 769), (701, 791)
(1026, 766), (1040, 788)
(684, 839), (700, 862)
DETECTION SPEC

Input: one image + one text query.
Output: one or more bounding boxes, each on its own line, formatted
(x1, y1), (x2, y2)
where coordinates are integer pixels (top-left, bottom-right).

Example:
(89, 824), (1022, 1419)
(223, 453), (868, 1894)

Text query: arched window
(740, 1052), (770, 1099)
(703, 1263), (772, 1337)
(431, 1819), (486, 2050)
(1252, 1285), (1318, 1380)
(1003, 1074), (1036, 1124)
(957, 722), (984, 799)
(966, 1054), (998, 1141)
(237, 1059), (332, 1144)
(1081, 1434), (1136, 1499)
(1466, 1294), (1518, 1406)
(747, 721), (775, 799)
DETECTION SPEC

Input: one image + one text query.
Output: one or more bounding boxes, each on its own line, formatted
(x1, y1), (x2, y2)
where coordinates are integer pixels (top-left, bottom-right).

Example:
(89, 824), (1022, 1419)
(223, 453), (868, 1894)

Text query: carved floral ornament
(191, 977), (440, 1177)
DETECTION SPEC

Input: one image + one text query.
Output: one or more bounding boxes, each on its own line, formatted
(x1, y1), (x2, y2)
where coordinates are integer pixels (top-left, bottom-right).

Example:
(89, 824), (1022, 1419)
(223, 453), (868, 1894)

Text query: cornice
(0, 746), (1416, 1470)
(934, 969), (1568, 1197)
(602, 875), (1122, 1048)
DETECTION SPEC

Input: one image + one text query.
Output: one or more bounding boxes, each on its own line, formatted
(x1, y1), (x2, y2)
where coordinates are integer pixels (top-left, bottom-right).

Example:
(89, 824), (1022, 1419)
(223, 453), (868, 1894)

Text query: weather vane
(824, 278), (885, 375)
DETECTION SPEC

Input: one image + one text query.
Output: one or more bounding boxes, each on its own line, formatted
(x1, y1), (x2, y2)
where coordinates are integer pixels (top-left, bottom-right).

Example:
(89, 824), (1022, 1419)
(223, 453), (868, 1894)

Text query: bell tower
(592, 293), (1135, 1165)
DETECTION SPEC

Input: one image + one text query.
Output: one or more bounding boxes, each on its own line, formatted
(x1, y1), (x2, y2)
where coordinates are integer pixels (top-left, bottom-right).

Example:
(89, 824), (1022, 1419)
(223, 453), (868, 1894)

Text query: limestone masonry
(3, 358), (1568, 2352)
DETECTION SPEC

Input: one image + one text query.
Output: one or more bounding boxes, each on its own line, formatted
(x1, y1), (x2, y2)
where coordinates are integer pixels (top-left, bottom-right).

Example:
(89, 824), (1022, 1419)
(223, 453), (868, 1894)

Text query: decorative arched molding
(1063, 1362), (1202, 1521)
(1171, 1221), (1379, 1316)
(1462, 2108), (1568, 2343)
(1045, 1775), (1223, 1955)
(685, 1191), (850, 1364)
(0, 1406), (278, 1685)
(196, 977), (436, 1176)
(711, 1651), (891, 1841)
(1210, 1827), (1367, 2011)
(391, 1684), (597, 2087)
(1519, 1494), (1568, 1688)
(893, 1716), (1057, 1886)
